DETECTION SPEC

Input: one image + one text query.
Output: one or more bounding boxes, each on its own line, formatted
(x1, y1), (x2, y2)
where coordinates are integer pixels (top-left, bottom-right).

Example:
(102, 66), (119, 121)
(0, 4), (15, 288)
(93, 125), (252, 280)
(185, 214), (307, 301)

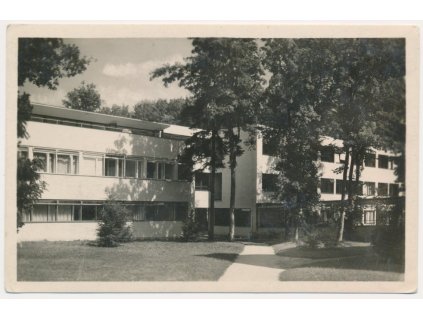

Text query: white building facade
(17, 104), (401, 241)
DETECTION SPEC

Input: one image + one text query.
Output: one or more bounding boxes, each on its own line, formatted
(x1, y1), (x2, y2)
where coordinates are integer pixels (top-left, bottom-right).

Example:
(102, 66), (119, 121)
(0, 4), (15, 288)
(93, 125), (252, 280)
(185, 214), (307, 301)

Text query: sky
(23, 38), (194, 109)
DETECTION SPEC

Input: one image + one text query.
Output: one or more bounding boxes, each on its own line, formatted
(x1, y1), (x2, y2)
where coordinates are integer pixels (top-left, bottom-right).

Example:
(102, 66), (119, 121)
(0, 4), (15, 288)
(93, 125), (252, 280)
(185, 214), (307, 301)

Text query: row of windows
(261, 173), (399, 197)
(320, 178), (399, 197)
(22, 201), (189, 223)
(19, 148), (190, 181)
(263, 141), (397, 170)
(194, 208), (251, 227)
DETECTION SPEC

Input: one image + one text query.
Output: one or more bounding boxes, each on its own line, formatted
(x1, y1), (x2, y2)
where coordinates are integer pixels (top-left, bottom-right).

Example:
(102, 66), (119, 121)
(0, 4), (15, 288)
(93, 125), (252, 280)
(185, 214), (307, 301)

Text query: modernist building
(17, 103), (401, 241)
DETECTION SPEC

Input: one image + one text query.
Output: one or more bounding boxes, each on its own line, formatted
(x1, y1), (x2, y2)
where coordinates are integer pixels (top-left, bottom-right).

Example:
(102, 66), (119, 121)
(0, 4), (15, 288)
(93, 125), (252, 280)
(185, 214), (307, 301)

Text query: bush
(181, 210), (201, 241)
(372, 225), (405, 264)
(97, 201), (133, 247)
(371, 201), (405, 264)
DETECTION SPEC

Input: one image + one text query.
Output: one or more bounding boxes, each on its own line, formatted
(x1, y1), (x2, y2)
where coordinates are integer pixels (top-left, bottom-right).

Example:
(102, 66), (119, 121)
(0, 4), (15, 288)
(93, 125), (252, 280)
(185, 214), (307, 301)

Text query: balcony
(40, 173), (191, 202)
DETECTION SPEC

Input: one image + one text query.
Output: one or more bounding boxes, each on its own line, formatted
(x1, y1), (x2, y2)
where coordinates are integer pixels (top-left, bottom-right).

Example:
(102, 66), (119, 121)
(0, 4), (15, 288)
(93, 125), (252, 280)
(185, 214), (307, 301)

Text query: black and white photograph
(4, 24), (419, 293)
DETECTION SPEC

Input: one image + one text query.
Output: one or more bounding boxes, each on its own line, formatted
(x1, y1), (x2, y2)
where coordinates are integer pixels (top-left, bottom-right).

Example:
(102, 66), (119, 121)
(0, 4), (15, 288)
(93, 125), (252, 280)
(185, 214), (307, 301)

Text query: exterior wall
(319, 148), (399, 201)
(256, 134), (279, 205)
(193, 130), (258, 235)
(194, 190), (209, 208)
(39, 174), (191, 202)
(17, 221), (184, 242)
(23, 121), (182, 159)
(17, 223), (99, 241)
(214, 130), (257, 212)
(20, 121), (191, 203)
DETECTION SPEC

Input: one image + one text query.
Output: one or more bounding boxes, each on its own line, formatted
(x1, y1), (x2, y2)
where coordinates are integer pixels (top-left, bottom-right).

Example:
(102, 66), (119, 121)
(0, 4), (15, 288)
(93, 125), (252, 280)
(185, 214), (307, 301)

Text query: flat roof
(31, 103), (171, 132)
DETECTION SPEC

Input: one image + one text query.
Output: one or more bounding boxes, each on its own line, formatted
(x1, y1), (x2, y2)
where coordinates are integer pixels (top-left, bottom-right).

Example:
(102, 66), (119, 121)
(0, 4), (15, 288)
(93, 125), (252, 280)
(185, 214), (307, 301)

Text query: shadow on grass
(197, 253), (240, 262)
(199, 245), (404, 274)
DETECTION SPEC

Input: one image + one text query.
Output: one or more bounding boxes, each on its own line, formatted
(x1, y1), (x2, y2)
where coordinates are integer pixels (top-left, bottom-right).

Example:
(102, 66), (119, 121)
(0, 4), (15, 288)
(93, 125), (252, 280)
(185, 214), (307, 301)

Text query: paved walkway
(218, 244), (284, 281)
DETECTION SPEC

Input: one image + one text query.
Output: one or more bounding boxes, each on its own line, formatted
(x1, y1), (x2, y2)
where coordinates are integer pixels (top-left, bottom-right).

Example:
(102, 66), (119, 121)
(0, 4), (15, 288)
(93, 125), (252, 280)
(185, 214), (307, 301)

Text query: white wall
(39, 174), (191, 202)
(23, 121), (183, 159)
(17, 223), (98, 241)
(17, 221), (185, 241)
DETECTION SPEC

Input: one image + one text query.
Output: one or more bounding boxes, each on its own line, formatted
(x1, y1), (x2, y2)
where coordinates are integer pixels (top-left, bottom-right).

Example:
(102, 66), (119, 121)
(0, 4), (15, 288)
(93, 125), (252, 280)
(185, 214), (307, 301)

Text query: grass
(17, 240), (243, 281)
(274, 242), (404, 281)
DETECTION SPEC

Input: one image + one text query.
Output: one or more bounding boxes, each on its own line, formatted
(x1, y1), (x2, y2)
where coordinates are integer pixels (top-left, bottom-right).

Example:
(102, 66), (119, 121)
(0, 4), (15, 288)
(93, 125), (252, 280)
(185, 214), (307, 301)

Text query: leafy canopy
(63, 81), (102, 111)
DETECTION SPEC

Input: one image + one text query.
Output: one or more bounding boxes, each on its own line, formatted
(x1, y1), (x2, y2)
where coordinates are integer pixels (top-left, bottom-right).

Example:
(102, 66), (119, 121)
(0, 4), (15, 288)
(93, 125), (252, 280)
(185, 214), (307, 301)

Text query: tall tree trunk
(340, 147), (356, 242)
(208, 129), (217, 241)
(337, 146), (350, 242)
(228, 128), (238, 242)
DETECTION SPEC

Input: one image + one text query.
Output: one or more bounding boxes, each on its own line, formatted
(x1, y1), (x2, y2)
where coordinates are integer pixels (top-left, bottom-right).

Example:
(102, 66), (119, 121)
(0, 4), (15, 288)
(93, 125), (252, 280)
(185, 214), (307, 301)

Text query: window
(158, 162), (166, 179)
(81, 156), (102, 176)
(214, 208), (251, 227)
(389, 183), (399, 197)
(320, 178), (334, 194)
(33, 151), (79, 174)
(378, 183), (389, 196)
(81, 205), (97, 221)
(125, 159), (137, 178)
(156, 204), (173, 221)
(378, 155), (389, 169)
(262, 174), (278, 192)
(137, 161), (144, 178)
(335, 179), (345, 194)
(363, 209), (376, 225)
(33, 152), (48, 172)
(320, 147), (335, 162)
(104, 157), (124, 177)
(32, 204), (50, 222)
(132, 205), (146, 221)
(56, 154), (78, 174)
(365, 182), (376, 196)
(26, 202), (102, 223)
(57, 205), (73, 221)
(364, 152), (376, 167)
(262, 137), (278, 156)
(165, 163), (174, 180)
(195, 172), (210, 190)
(147, 161), (156, 179)
(131, 202), (188, 222)
(144, 204), (173, 221)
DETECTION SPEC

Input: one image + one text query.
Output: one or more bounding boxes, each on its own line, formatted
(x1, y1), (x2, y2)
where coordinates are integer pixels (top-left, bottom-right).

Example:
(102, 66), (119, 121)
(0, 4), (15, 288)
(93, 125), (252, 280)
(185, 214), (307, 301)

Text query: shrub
(371, 200), (405, 264)
(181, 210), (201, 241)
(97, 201), (133, 247)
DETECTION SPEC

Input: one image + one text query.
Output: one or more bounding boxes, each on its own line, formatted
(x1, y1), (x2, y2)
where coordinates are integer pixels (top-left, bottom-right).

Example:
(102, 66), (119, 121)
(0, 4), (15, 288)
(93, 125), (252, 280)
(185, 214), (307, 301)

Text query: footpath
(218, 244), (284, 281)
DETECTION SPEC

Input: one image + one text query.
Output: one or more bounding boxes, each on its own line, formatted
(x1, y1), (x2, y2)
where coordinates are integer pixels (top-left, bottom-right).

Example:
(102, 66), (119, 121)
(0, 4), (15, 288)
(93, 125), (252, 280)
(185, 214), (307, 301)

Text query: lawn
(17, 240), (243, 281)
(273, 242), (404, 281)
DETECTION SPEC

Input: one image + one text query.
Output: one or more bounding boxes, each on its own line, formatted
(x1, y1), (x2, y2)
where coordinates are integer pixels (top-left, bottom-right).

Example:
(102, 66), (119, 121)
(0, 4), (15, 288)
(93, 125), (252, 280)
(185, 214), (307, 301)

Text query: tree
(97, 201), (133, 247)
(18, 38), (90, 137)
(316, 39), (405, 241)
(152, 38), (263, 241)
(99, 104), (132, 117)
(133, 98), (191, 125)
(63, 81), (102, 111)
(17, 38), (90, 229)
(17, 154), (47, 229)
(261, 39), (325, 241)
